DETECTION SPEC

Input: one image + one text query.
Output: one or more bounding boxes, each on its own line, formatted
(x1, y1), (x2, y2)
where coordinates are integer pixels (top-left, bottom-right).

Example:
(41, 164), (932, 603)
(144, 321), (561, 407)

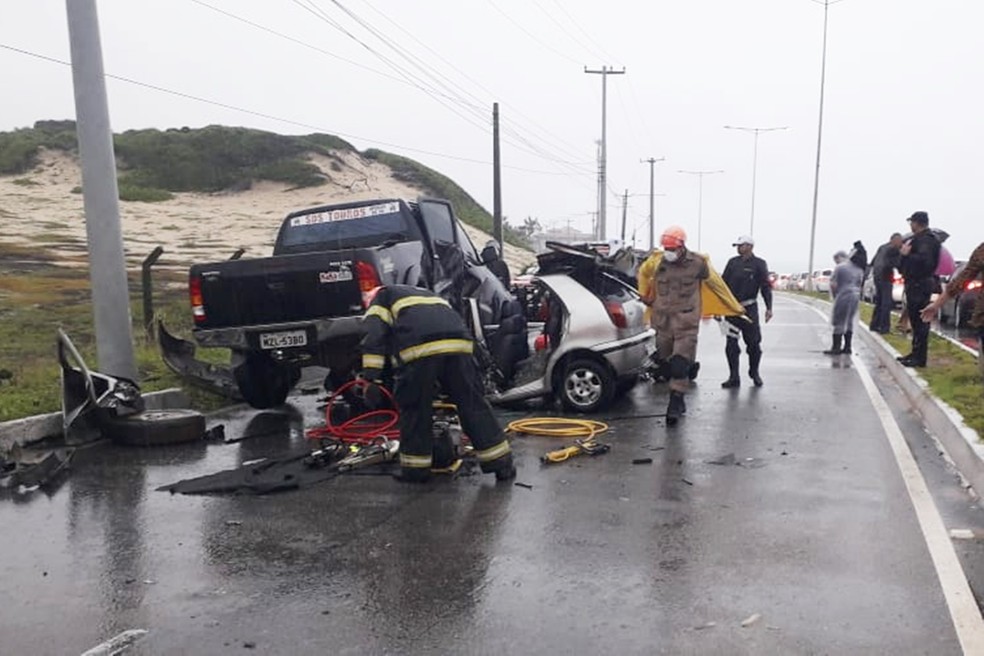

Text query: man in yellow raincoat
(637, 226), (745, 425)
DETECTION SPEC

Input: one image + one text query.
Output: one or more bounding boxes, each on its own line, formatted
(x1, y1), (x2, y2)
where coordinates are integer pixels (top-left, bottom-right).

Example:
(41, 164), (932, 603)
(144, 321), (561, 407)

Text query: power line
(289, 0), (492, 136)
(484, 0), (583, 64)
(190, 0), (592, 176)
(293, 0), (594, 176)
(189, 0), (426, 95)
(529, 0), (606, 62)
(354, 0), (592, 166)
(0, 41), (586, 176)
(547, 0), (620, 63)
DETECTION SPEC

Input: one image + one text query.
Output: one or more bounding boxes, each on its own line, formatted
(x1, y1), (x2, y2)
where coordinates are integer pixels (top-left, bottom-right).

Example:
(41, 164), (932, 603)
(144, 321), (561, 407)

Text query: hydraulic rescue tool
(540, 437), (611, 464)
(304, 438), (400, 471)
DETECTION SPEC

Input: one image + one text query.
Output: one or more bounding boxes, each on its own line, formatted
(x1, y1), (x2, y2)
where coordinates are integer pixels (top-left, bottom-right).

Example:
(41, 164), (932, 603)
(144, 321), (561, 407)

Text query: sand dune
(0, 148), (536, 276)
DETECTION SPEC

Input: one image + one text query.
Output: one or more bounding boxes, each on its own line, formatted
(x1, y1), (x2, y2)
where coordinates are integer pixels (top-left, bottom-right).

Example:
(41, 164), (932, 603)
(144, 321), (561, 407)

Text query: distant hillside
(0, 121), (530, 249)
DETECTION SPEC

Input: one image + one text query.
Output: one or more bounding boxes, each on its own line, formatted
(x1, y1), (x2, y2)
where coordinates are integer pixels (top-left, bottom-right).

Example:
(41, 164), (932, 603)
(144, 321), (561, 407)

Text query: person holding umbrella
(922, 241), (984, 383)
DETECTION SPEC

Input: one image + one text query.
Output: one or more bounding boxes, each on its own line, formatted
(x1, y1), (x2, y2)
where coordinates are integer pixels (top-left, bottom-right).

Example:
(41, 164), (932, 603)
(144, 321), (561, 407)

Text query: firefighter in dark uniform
(358, 284), (516, 483)
(720, 235), (773, 388)
(897, 211), (941, 367)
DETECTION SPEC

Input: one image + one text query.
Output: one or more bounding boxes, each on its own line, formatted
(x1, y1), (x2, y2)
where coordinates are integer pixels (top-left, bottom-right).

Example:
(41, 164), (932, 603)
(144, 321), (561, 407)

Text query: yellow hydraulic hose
(506, 417), (611, 464)
(506, 417), (609, 439)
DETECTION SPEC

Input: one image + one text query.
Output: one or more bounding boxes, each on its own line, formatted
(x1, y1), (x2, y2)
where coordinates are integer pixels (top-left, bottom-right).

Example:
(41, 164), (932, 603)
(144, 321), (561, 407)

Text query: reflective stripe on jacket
(360, 285), (473, 377)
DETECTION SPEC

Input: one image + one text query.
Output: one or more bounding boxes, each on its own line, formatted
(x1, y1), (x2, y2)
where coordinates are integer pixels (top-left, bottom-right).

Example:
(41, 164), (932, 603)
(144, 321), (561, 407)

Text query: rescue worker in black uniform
(897, 211), (941, 367)
(720, 235), (773, 388)
(358, 284), (516, 482)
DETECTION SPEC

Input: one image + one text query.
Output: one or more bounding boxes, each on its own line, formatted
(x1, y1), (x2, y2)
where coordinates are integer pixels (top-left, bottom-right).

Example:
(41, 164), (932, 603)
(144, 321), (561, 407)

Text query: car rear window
(275, 201), (417, 253)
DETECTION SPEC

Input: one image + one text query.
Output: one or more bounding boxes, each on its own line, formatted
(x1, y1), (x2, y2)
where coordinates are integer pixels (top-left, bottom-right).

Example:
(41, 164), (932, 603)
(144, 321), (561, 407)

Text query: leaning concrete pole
(66, 0), (137, 380)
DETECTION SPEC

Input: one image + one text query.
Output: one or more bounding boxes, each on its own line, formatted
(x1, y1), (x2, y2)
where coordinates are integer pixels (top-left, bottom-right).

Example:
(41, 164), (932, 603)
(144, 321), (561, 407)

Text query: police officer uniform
(360, 284), (515, 482)
(898, 211), (941, 367)
(721, 235), (773, 387)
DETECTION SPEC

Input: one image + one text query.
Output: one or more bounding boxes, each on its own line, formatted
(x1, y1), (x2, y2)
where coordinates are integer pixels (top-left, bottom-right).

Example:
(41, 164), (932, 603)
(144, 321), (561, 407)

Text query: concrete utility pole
(492, 102), (502, 250)
(641, 157), (664, 250)
(677, 169), (724, 252)
(620, 189), (628, 243)
(66, 0), (137, 380)
(584, 65), (625, 241)
(723, 125), (787, 237)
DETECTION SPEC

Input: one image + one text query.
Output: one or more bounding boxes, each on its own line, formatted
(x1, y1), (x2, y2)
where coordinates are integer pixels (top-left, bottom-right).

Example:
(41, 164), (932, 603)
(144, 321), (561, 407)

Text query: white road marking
(796, 300), (984, 653)
(80, 629), (148, 656)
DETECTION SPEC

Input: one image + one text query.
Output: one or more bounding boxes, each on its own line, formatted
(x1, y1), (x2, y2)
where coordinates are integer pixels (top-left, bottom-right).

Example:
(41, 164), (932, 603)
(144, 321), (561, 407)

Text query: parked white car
(861, 270), (905, 305)
(812, 269), (833, 293)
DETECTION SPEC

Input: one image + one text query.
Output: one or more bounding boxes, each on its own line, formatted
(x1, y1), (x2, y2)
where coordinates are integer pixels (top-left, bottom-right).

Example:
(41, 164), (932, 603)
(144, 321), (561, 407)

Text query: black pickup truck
(180, 197), (524, 408)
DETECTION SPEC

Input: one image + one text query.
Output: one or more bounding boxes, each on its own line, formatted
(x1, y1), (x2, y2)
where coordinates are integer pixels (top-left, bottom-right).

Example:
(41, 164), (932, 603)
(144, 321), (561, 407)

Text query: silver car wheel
(565, 366), (602, 407)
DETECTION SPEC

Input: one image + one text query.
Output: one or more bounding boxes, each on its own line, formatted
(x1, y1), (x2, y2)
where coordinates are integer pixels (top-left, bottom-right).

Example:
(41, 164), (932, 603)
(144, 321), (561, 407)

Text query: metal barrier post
(141, 246), (164, 338)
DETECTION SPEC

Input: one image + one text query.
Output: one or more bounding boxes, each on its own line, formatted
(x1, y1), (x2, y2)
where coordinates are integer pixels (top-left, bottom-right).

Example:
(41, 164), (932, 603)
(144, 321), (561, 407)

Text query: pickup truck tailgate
(192, 251), (365, 329)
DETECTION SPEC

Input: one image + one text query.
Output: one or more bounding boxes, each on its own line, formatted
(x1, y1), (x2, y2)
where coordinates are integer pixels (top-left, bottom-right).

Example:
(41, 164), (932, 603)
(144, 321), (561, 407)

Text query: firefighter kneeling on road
(356, 284), (516, 483)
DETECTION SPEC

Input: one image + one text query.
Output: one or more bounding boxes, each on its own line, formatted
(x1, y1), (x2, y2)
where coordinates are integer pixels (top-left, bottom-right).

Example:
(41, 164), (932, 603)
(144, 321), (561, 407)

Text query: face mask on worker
(664, 248), (681, 263)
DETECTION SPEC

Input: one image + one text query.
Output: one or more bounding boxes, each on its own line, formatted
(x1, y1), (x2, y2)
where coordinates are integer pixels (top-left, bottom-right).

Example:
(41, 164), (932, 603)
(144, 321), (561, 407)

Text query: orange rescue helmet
(660, 225), (687, 250)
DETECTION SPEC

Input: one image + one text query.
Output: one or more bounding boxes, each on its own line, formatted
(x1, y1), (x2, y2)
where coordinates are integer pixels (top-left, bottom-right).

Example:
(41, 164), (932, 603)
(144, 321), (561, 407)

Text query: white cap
(732, 235), (755, 247)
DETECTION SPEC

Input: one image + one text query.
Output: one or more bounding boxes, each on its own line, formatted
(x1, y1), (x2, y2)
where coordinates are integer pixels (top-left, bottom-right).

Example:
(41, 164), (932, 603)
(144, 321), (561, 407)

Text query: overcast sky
(2, 0), (983, 273)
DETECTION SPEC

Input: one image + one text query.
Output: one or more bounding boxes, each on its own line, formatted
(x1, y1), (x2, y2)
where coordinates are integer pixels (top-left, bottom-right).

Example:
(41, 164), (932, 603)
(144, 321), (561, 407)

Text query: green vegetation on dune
(0, 120), (78, 174)
(113, 125), (351, 192)
(0, 121), (532, 246)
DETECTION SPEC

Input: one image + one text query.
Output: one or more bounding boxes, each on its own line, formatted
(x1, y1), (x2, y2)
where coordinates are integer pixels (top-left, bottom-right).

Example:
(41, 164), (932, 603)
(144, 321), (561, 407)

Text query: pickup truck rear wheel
(234, 355), (297, 409)
(558, 358), (615, 413)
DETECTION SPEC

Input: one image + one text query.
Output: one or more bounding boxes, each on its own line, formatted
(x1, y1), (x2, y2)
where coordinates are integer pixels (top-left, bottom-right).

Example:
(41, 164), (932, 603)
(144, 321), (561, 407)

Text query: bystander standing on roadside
(921, 240), (984, 382)
(823, 249), (864, 355)
(897, 211), (941, 367)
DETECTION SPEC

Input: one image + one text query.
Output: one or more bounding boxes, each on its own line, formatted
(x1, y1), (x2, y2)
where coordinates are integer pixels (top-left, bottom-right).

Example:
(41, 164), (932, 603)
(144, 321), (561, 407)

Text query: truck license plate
(259, 330), (308, 349)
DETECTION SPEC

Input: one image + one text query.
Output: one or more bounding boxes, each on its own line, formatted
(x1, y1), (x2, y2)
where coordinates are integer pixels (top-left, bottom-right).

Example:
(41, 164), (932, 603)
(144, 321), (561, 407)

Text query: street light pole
(723, 125), (788, 236)
(807, 0), (840, 291)
(585, 66), (626, 241)
(677, 170), (724, 252)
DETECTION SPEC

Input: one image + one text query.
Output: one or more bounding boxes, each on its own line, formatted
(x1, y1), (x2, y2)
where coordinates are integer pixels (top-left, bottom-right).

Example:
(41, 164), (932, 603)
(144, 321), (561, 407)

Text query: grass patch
(0, 250), (230, 422)
(118, 184), (174, 202)
(12, 177), (40, 187)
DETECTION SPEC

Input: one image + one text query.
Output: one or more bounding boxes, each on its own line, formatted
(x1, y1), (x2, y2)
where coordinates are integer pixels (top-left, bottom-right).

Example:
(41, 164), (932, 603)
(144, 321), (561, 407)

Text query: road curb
(859, 327), (984, 493)
(0, 388), (190, 451)
(795, 294), (984, 494)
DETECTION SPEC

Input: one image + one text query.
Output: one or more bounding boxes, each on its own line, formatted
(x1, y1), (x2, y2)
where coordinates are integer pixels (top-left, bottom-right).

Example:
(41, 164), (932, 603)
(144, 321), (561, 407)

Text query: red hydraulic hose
(305, 378), (400, 445)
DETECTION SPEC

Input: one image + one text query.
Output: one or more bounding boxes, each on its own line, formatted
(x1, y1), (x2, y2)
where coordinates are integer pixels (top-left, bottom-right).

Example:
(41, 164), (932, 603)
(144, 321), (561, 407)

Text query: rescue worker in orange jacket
(639, 226), (709, 426)
(358, 284), (516, 483)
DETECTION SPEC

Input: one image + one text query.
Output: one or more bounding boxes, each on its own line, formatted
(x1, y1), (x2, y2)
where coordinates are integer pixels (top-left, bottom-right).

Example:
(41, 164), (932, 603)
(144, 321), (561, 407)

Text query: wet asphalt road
(3, 294), (984, 655)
